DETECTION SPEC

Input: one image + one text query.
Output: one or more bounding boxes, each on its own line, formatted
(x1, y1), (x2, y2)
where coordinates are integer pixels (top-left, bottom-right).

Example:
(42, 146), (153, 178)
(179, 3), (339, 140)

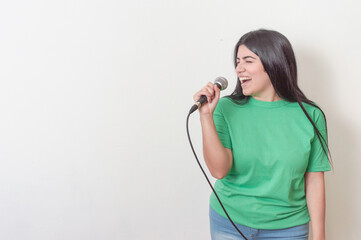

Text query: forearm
(200, 114), (232, 179)
(305, 172), (326, 240)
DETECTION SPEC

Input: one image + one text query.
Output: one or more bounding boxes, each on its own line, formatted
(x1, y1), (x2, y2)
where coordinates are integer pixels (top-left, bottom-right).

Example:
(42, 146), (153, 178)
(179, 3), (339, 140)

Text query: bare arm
(200, 114), (233, 179)
(305, 171), (326, 240)
(193, 83), (233, 179)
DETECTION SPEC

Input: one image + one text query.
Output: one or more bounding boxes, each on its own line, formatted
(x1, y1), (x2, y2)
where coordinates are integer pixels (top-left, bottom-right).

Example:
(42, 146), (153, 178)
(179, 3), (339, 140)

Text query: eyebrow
(236, 56), (256, 60)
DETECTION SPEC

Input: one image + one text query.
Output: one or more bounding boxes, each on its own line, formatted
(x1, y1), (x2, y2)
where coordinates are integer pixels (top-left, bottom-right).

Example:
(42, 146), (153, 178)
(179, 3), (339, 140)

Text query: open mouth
(239, 77), (252, 85)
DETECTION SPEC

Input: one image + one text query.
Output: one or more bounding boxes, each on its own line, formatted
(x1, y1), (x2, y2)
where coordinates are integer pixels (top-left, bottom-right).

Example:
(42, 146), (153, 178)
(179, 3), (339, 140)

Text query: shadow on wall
(297, 46), (355, 240)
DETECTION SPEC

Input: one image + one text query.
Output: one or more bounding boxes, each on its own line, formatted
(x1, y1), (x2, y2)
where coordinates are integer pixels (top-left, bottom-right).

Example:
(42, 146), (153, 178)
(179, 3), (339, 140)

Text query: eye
(246, 61), (253, 63)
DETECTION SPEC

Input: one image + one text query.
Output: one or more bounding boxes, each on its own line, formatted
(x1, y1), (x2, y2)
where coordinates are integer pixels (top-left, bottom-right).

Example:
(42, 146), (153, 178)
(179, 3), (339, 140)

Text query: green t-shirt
(210, 96), (331, 230)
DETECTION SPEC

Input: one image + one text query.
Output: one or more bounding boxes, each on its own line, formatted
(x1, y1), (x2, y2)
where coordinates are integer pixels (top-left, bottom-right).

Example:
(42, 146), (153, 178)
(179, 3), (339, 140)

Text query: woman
(193, 29), (332, 240)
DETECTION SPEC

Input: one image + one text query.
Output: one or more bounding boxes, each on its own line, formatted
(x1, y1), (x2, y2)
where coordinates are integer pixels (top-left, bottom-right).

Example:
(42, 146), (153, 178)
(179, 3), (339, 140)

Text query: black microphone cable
(186, 110), (248, 240)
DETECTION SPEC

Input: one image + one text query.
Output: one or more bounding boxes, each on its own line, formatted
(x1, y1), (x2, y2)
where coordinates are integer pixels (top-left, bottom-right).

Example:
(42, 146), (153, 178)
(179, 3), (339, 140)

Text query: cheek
(253, 72), (272, 87)
(249, 64), (265, 76)
(254, 66), (270, 81)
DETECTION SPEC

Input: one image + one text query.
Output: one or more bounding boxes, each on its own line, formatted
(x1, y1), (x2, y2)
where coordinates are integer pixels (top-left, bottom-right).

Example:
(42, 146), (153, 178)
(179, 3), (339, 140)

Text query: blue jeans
(209, 206), (309, 240)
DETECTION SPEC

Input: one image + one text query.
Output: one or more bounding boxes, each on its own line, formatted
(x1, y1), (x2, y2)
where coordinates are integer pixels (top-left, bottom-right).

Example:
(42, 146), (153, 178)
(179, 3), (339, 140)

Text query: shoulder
(302, 101), (325, 117)
(301, 101), (327, 130)
(218, 96), (235, 105)
(214, 97), (244, 114)
(217, 96), (248, 108)
(215, 97), (233, 110)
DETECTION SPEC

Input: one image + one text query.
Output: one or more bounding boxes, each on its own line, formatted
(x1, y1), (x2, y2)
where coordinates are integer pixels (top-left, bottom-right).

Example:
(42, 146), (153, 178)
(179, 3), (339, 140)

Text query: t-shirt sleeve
(213, 100), (232, 150)
(306, 108), (331, 172)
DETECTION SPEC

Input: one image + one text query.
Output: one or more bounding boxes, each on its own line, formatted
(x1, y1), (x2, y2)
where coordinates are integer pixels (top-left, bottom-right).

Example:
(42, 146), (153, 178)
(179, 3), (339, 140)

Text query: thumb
(214, 85), (220, 100)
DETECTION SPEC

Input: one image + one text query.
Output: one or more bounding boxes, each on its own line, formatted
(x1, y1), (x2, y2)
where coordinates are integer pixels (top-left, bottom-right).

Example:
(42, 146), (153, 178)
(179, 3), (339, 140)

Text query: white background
(0, 0), (360, 239)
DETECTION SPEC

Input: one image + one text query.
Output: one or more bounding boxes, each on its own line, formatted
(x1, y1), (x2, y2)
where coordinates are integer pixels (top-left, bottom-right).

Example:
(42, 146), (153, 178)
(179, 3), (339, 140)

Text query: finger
(193, 83), (215, 102)
(203, 84), (216, 103)
(199, 84), (214, 98)
(205, 85), (215, 96)
(207, 82), (215, 92)
(193, 89), (211, 102)
(214, 85), (220, 100)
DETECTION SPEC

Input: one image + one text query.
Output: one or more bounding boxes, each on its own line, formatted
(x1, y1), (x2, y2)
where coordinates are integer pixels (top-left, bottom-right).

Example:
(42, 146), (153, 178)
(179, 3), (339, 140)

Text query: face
(236, 45), (278, 100)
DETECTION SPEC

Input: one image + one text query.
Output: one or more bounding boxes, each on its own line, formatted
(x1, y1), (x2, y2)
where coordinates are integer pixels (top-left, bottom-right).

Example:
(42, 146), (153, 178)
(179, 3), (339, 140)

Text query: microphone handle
(189, 82), (222, 114)
(197, 95), (208, 105)
(189, 98), (204, 114)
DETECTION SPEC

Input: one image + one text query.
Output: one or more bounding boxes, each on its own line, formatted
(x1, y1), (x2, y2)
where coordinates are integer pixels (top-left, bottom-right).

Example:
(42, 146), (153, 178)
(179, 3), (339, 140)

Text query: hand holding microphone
(189, 77), (228, 114)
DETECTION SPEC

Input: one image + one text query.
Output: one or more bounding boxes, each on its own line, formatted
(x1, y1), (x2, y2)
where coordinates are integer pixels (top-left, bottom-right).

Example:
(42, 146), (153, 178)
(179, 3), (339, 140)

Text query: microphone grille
(214, 77), (228, 90)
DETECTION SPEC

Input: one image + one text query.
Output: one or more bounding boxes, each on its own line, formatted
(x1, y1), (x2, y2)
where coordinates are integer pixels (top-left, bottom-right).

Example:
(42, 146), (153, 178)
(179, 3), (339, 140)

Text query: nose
(236, 62), (245, 74)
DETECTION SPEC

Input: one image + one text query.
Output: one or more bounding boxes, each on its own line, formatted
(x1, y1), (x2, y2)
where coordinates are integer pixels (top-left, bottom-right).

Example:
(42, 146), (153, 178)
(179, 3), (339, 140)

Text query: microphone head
(214, 77), (228, 90)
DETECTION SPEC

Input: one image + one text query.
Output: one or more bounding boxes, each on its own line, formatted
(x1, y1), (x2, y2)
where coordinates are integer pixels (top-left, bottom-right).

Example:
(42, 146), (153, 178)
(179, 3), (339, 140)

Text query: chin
(242, 90), (251, 96)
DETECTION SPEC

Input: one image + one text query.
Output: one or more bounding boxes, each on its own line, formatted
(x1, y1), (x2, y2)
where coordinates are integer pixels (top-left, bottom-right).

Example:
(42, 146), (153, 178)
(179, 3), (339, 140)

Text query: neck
(251, 93), (283, 102)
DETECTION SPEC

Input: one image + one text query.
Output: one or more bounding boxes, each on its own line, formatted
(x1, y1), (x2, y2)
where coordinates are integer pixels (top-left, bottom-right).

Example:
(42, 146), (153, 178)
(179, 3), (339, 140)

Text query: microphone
(189, 77), (228, 114)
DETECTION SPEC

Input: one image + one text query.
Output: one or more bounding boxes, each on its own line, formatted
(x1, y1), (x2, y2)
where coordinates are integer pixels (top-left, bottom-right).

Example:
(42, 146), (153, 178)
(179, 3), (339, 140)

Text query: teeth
(239, 77), (252, 81)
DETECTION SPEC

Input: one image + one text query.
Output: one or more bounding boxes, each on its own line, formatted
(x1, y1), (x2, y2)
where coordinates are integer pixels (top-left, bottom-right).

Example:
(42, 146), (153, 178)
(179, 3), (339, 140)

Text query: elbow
(205, 150), (232, 180)
(209, 159), (232, 180)
(211, 170), (228, 180)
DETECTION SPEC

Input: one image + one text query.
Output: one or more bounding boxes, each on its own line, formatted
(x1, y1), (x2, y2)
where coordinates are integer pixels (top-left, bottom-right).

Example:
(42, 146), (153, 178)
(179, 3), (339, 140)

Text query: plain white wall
(0, 0), (360, 239)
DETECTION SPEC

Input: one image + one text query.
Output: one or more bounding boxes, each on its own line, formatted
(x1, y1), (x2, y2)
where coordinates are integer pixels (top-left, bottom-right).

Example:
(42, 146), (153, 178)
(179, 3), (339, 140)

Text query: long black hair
(227, 29), (333, 168)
